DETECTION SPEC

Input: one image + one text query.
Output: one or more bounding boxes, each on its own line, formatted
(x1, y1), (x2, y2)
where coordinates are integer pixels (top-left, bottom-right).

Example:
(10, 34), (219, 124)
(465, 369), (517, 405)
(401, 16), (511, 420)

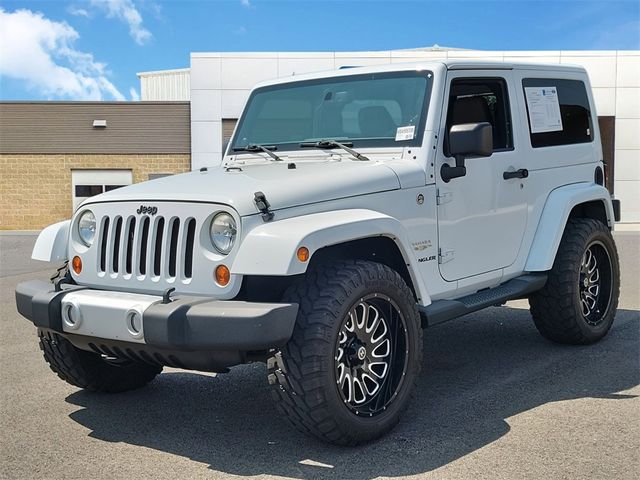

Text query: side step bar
(418, 273), (547, 327)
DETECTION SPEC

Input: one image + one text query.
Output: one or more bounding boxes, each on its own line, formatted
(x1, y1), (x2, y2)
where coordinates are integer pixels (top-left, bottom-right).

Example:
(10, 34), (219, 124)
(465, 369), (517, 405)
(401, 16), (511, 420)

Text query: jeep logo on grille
(136, 205), (158, 215)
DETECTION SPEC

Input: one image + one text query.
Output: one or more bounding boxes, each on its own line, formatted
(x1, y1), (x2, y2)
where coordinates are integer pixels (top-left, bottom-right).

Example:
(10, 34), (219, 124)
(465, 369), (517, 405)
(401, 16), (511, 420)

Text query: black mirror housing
(449, 122), (493, 158)
(441, 122), (493, 182)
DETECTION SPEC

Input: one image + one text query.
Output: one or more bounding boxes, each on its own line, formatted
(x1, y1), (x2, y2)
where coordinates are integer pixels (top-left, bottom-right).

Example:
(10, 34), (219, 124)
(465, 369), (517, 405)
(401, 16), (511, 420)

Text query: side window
(522, 78), (593, 148)
(445, 77), (513, 156)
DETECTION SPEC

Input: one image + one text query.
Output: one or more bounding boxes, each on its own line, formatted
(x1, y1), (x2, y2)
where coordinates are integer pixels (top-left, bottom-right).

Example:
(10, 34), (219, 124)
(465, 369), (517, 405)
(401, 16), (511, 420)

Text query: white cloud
(240, 0), (252, 8)
(90, 0), (151, 45)
(234, 26), (247, 35)
(67, 5), (90, 18)
(0, 8), (125, 100)
(129, 86), (140, 101)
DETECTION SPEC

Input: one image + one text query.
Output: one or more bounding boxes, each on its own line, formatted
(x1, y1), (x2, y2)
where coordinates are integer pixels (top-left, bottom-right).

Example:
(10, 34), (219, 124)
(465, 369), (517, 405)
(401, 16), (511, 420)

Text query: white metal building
(138, 46), (640, 222)
(137, 68), (190, 101)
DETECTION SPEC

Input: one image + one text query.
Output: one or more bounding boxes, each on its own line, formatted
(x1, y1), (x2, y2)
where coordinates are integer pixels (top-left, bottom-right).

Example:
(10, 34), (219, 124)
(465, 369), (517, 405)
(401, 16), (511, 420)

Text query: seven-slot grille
(97, 215), (197, 280)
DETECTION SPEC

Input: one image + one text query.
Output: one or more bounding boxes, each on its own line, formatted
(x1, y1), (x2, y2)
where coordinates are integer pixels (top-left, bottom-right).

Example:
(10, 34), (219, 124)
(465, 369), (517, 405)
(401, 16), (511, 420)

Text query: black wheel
(529, 218), (620, 344)
(39, 330), (162, 393)
(267, 260), (422, 445)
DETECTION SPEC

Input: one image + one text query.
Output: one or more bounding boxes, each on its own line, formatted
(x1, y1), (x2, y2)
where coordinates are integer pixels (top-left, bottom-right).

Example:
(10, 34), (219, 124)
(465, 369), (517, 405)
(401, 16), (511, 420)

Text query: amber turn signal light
(297, 246), (310, 262)
(215, 264), (230, 286)
(72, 256), (82, 274)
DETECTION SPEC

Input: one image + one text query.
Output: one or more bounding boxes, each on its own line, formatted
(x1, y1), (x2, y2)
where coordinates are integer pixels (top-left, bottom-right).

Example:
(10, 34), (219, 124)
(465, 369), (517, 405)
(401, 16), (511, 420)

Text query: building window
(522, 78), (593, 148)
(445, 77), (513, 155)
(71, 169), (132, 209)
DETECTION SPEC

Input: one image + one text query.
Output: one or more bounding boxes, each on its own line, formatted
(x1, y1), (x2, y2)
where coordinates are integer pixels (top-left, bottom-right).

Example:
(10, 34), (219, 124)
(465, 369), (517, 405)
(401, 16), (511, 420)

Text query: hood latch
(254, 191), (274, 222)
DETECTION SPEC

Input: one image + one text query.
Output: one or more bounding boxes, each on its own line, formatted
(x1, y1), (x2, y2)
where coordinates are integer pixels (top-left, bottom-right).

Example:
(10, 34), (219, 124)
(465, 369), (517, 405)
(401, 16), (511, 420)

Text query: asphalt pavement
(1, 232), (638, 480)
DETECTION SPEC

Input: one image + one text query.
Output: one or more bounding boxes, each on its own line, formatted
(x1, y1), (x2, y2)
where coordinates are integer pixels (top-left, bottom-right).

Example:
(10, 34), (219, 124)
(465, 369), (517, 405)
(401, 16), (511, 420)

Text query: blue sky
(1, 0), (638, 101)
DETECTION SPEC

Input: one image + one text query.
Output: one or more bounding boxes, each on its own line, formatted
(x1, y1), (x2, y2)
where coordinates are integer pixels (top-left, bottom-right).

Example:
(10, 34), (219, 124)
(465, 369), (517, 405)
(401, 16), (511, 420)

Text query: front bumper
(16, 280), (298, 353)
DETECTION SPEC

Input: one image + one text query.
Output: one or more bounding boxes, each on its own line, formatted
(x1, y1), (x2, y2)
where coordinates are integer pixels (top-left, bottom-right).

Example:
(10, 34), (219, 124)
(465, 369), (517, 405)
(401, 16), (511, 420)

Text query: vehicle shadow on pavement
(65, 307), (639, 479)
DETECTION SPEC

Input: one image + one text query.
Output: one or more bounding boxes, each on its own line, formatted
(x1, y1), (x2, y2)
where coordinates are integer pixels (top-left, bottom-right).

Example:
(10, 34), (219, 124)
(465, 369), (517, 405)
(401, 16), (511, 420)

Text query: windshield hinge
(436, 189), (453, 205)
(254, 191), (274, 222)
(438, 248), (455, 264)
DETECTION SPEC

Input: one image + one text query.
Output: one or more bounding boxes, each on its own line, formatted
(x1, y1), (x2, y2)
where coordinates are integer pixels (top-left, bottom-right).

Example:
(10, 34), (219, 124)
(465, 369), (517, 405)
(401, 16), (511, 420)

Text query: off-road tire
(529, 218), (620, 344)
(39, 329), (162, 393)
(50, 262), (69, 284)
(267, 260), (422, 446)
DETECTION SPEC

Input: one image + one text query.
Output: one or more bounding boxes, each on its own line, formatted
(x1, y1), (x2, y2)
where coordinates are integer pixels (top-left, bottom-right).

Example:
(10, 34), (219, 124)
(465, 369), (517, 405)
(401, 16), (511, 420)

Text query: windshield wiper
(299, 140), (369, 161)
(233, 144), (283, 162)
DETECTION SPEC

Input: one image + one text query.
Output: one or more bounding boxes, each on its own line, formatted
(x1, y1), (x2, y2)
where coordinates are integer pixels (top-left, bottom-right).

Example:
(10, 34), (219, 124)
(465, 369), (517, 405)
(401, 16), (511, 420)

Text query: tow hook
(162, 287), (176, 304)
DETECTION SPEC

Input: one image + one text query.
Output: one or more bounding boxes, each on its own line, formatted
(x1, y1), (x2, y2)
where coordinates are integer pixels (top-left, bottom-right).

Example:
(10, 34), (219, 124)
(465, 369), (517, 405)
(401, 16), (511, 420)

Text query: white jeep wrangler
(16, 60), (621, 445)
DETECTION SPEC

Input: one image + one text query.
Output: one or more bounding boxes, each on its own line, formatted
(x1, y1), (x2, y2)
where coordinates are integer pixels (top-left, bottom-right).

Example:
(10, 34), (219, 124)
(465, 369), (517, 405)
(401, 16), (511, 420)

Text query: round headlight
(210, 212), (237, 254)
(77, 210), (96, 246)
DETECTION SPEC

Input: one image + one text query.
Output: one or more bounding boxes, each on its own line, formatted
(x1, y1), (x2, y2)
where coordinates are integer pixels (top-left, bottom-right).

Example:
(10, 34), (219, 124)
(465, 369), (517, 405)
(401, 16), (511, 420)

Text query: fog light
(297, 246), (310, 262)
(125, 308), (144, 339)
(61, 301), (82, 330)
(215, 264), (230, 286)
(72, 256), (82, 274)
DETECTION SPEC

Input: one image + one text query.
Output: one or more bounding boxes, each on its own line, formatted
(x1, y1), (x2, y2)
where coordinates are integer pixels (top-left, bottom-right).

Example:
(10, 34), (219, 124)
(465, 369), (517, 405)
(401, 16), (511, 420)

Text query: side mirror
(449, 122), (493, 157)
(442, 122), (493, 182)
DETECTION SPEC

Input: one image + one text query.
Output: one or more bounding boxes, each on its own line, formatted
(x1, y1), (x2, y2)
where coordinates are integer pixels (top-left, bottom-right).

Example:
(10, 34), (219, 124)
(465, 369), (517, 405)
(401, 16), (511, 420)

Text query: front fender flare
(525, 183), (613, 272)
(32, 220), (70, 262)
(232, 209), (429, 302)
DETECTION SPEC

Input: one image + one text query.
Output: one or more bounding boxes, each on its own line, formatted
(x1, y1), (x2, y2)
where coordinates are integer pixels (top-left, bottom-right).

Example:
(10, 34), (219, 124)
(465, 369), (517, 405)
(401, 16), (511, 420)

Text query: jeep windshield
(230, 71), (433, 153)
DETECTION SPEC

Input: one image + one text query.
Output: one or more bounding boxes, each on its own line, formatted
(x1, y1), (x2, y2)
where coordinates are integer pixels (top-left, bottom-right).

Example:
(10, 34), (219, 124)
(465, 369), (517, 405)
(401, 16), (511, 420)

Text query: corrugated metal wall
(0, 102), (191, 154)
(138, 69), (190, 101)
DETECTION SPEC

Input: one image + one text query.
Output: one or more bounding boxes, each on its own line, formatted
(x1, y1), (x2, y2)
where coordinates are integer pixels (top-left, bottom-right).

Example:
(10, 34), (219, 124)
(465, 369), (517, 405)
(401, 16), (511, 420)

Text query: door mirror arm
(441, 155), (467, 182)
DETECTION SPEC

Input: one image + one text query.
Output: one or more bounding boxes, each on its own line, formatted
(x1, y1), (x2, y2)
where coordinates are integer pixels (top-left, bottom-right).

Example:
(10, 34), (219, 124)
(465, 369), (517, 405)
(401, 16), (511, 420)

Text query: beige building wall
(0, 154), (190, 230)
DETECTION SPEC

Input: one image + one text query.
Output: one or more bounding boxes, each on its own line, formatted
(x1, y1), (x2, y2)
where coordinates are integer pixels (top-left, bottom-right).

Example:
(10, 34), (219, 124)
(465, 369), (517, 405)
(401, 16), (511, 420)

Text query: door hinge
(436, 189), (453, 205)
(438, 248), (455, 264)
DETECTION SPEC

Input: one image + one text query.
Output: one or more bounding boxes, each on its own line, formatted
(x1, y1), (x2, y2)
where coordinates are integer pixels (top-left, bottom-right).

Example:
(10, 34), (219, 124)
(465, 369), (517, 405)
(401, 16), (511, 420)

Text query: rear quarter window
(522, 78), (594, 148)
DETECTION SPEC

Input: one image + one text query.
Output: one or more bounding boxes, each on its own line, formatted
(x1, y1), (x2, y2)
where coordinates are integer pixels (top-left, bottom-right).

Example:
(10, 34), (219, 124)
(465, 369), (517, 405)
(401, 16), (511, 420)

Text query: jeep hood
(84, 161), (401, 216)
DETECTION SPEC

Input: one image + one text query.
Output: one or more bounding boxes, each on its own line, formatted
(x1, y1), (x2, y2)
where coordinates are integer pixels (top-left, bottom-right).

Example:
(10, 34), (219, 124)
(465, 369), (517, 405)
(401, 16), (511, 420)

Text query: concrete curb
(614, 224), (640, 232)
(0, 231), (41, 236)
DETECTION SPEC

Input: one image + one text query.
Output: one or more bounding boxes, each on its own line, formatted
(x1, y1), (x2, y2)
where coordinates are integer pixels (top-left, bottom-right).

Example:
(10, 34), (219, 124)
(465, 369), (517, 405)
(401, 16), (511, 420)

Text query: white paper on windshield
(524, 86), (563, 133)
(395, 125), (416, 141)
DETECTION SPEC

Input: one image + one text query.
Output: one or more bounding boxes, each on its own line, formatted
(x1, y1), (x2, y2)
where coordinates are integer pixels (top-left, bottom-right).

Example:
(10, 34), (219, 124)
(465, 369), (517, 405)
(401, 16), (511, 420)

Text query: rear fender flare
(525, 183), (613, 272)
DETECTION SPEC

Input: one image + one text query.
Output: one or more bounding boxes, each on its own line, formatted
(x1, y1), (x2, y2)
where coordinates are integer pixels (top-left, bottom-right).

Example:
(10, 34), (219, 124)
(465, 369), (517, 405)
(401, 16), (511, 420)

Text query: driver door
(436, 71), (528, 282)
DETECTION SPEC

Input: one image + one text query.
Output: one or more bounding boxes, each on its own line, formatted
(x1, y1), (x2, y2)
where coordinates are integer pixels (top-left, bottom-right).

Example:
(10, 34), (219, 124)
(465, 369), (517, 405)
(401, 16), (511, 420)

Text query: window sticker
(524, 86), (563, 133)
(395, 125), (416, 141)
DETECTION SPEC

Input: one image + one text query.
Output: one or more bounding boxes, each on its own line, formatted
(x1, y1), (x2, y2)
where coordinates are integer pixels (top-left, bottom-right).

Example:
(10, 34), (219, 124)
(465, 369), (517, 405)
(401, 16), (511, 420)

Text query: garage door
(72, 169), (132, 210)
(222, 119), (238, 142)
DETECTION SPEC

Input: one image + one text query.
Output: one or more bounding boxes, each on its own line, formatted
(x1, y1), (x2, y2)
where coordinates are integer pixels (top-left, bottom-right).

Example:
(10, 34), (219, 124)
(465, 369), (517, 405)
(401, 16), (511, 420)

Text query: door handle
(503, 168), (529, 180)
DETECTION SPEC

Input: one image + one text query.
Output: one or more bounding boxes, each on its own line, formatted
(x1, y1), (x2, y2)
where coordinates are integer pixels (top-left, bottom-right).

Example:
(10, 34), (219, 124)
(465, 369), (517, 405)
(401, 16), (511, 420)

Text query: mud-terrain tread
(39, 330), (161, 393)
(267, 260), (422, 446)
(529, 218), (619, 345)
(50, 262), (69, 284)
